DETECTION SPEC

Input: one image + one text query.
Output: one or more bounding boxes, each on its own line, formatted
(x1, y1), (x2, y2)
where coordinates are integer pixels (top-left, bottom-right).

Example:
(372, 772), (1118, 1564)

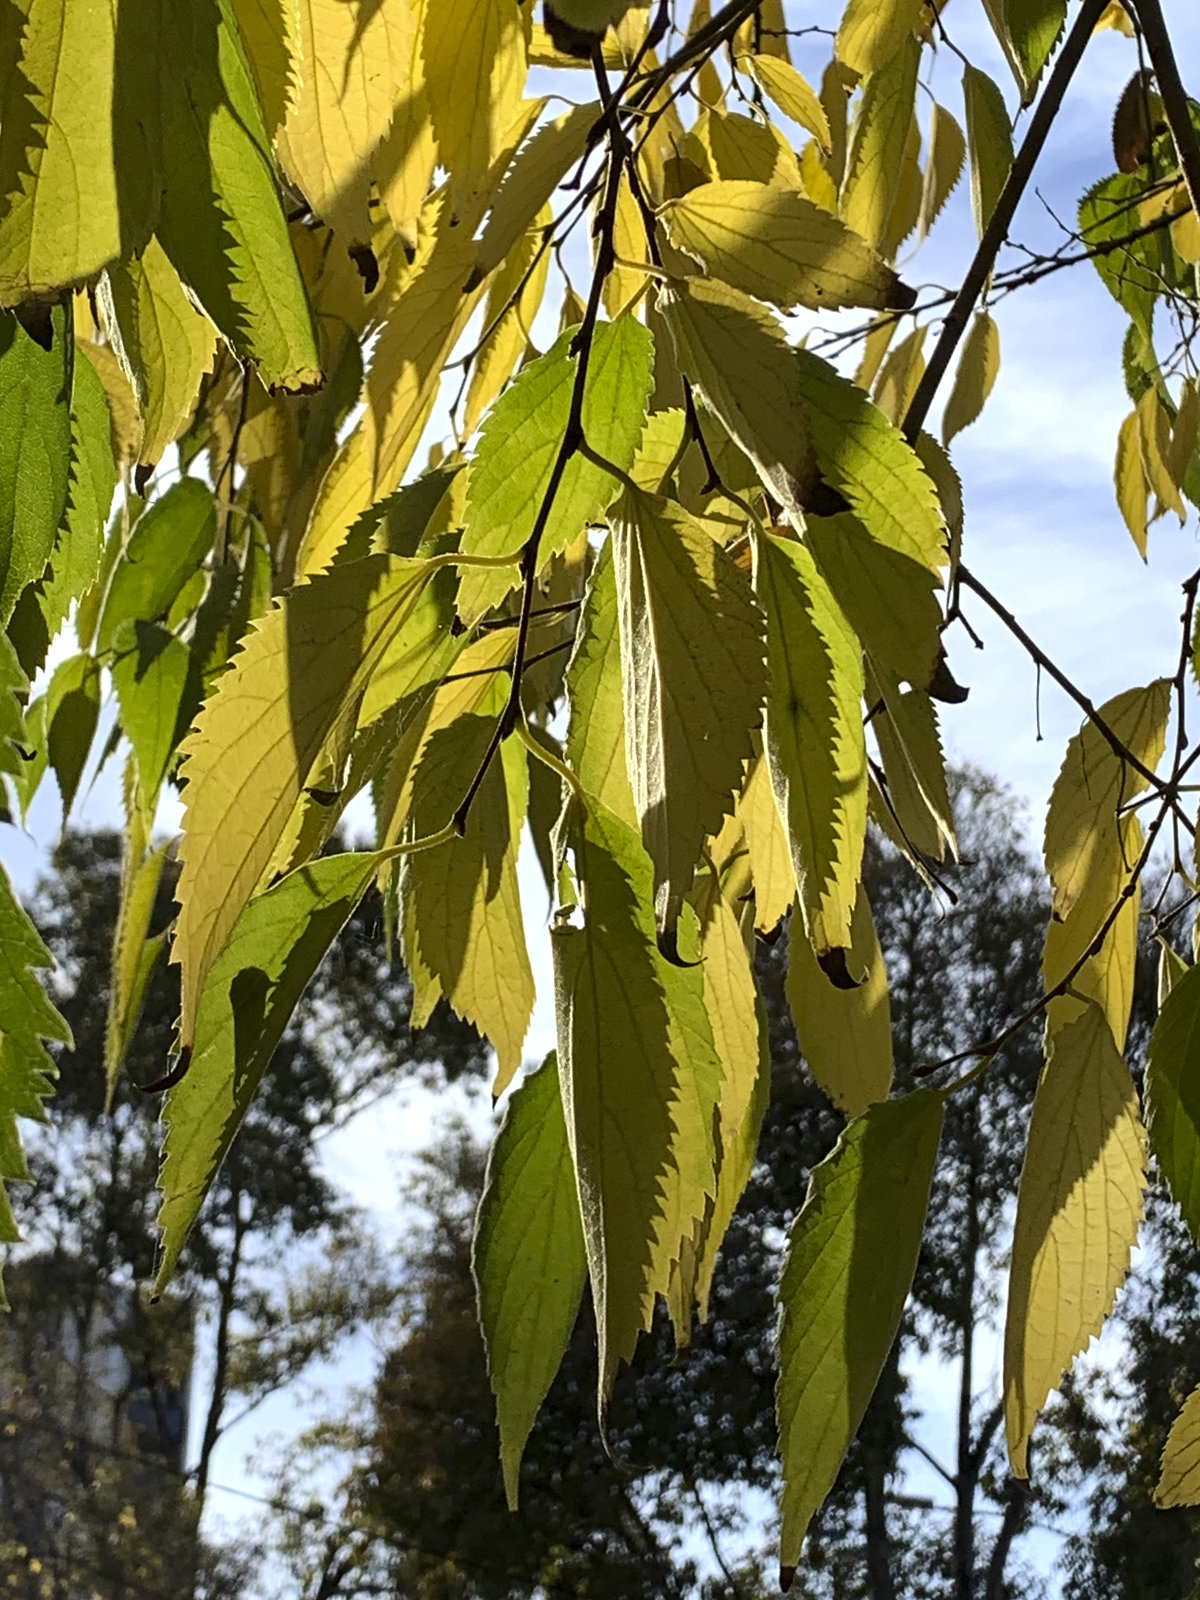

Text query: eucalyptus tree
(3, 0), (1200, 1578)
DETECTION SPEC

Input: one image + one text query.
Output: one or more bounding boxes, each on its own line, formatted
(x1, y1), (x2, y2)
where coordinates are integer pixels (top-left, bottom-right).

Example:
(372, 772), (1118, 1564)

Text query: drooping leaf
(276, 0), (413, 249)
(473, 1051), (588, 1510)
(401, 722), (534, 1095)
(156, 0), (321, 391)
(458, 316), (654, 622)
(611, 486), (766, 939)
(0, 305), (72, 625)
(1079, 170), (1161, 340)
(474, 100), (598, 280)
(1004, 1002), (1146, 1476)
(777, 1090), (944, 1582)
(105, 831), (171, 1108)
(32, 347), (116, 656)
(792, 348), (948, 572)
(659, 275), (814, 511)
(96, 478), (216, 654)
(786, 886), (892, 1117)
(756, 531), (867, 982)
(1144, 962), (1200, 1246)
(156, 850), (385, 1290)
(465, 208), (553, 434)
(963, 64), (1013, 239)
(746, 55), (831, 152)
(662, 181), (914, 314)
(0, 858), (69, 1301)
(111, 621), (192, 803)
(104, 236), (218, 472)
(44, 651), (101, 822)
(1043, 679), (1169, 921)
(0, 0), (162, 302)
(422, 0), (526, 202)
(563, 538), (636, 825)
(918, 102), (966, 240)
(840, 35), (920, 250)
(174, 555), (438, 1044)
(736, 751), (795, 932)
(1002, 0), (1066, 101)
(1157, 1382), (1200, 1507)
(942, 311), (1001, 445)
(552, 797), (719, 1398)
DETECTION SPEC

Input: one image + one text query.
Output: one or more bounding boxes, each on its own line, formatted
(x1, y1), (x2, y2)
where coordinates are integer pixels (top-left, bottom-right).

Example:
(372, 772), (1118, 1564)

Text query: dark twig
(903, 0), (1110, 442)
(1130, 0), (1200, 221)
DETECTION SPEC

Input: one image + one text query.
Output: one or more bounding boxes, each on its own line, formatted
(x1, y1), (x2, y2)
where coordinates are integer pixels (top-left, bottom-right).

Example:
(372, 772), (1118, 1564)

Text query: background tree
(0, 830), (487, 1598)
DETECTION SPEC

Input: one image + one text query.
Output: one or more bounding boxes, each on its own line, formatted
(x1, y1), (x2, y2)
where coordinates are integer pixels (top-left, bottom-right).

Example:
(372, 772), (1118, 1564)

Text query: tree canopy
(2, 0), (1200, 1581)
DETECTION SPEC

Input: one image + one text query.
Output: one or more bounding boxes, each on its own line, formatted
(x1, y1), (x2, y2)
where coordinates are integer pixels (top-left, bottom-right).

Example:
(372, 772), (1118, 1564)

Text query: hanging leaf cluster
(3, 0), (1200, 1580)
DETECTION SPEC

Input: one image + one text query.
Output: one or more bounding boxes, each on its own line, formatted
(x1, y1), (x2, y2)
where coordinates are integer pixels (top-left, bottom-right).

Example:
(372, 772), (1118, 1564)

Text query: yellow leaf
(1003, 1001), (1146, 1477)
(873, 323), (926, 425)
(1138, 385), (1186, 524)
(231, 0), (300, 133)
(746, 54), (831, 152)
(611, 487), (767, 939)
(373, 0), (436, 253)
(841, 35), (921, 249)
(1043, 679), (1169, 921)
(919, 102), (966, 240)
(1043, 818), (1140, 1050)
(757, 532), (867, 981)
(465, 205), (553, 434)
(663, 180), (914, 314)
(475, 101), (598, 281)
(564, 540), (637, 826)
(1114, 407), (1149, 557)
(1169, 377), (1200, 489)
(836, 0), (924, 75)
(604, 166), (652, 318)
(1157, 1382), (1200, 1505)
(798, 140), (839, 212)
(277, 0), (414, 248)
(941, 311), (1000, 444)
(868, 670), (957, 863)
(174, 556), (439, 1045)
(736, 752), (795, 932)
(422, 0), (526, 202)
(701, 109), (804, 189)
(786, 885), (892, 1116)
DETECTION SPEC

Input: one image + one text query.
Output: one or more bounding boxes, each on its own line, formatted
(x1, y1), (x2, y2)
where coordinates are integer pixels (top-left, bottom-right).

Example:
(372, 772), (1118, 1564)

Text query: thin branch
(903, 0), (1110, 442)
(1130, 0), (1200, 221)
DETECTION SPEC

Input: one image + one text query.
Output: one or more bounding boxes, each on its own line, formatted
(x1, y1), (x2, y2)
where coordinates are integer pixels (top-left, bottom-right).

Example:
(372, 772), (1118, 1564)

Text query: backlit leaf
(757, 532), (867, 982)
(1144, 962), (1200, 1246)
(0, 858), (69, 1301)
(157, 850), (384, 1289)
(942, 311), (1000, 445)
(1157, 1382), (1200, 1506)
(777, 1090), (944, 1580)
(746, 55), (830, 152)
(105, 830), (171, 1108)
(474, 1051), (587, 1510)
(0, 305), (72, 625)
(45, 651), (101, 821)
(1003, 0), (1066, 101)
(1004, 1001), (1146, 1477)
(612, 486), (766, 938)
(96, 478), (216, 654)
(963, 64), (1013, 238)
(918, 103), (966, 241)
(474, 101), (598, 281)
(563, 539), (636, 825)
(458, 316), (653, 622)
(422, 0), (526, 201)
(835, 0), (923, 75)
(840, 35), (920, 250)
(663, 181), (913, 314)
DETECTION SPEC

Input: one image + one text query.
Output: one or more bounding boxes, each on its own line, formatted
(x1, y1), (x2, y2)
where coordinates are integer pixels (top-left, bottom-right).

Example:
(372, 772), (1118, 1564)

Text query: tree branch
(1130, 0), (1200, 221)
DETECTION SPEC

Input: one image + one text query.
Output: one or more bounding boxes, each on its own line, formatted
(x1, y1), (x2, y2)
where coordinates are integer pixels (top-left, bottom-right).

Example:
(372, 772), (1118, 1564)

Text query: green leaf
(786, 886), (892, 1117)
(96, 479), (216, 655)
(658, 275), (814, 512)
(35, 348), (117, 652)
(458, 317), (654, 622)
(662, 181), (913, 314)
(104, 235), (218, 470)
(1079, 171), (1161, 341)
(840, 35), (920, 250)
(756, 532), (867, 983)
(473, 1051), (588, 1510)
(45, 651), (101, 822)
(175, 555), (439, 1045)
(1043, 679), (1169, 921)
(552, 798), (719, 1398)
(1002, 0), (1066, 101)
(804, 510), (942, 688)
(0, 0), (162, 301)
(1004, 1001), (1146, 1477)
(792, 348), (947, 572)
(611, 487), (766, 940)
(111, 621), (192, 804)
(564, 538), (637, 826)
(156, 0), (321, 391)
(401, 721), (534, 1095)
(777, 1090), (944, 1581)
(156, 850), (384, 1290)
(1144, 962), (1200, 1246)
(0, 858), (69, 1300)
(105, 831), (171, 1108)
(963, 64), (1013, 239)
(1157, 1381), (1200, 1506)
(0, 306), (72, 625)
